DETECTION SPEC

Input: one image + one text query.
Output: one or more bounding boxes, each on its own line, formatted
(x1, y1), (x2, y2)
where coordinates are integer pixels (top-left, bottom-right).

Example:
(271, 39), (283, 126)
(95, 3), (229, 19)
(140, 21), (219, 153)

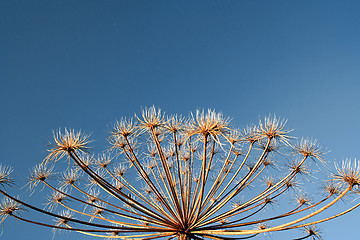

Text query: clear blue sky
(1, 1), (360, 239)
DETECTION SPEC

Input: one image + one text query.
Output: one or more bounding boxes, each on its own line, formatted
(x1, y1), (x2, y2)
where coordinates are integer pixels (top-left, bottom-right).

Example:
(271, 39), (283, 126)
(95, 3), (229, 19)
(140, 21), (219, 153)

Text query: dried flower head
(46, 128), (91, 162)
(46, 191), (67, 211)
(190, 109), (230, 137)
(0, 165), (14, 188)
(299, 225), (323, 240)
(292, 138), (325, 163)
(0, 198), (21, 223)
(27, 164), (55, 191)
(60, 169), (81, 190)
(111, 117), (137, 138)
(165, 114), (185, 133)
(137, 106), (165, 131)
(258, 114), (292, 145)
(55, 210), (74, 227)
(333, 159), (360, 188)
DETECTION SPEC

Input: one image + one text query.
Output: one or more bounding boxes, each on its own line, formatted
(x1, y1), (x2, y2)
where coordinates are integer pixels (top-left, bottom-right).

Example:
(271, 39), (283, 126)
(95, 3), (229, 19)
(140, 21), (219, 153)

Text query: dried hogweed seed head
(55, 210), (75, 227)
(295, 194), (311, 206)
(0, 165), (14, 187)
(0, 198), (21, 223)
(241, 125), (261, 144)
(95, 153), (113, 169)
(137, 106), (165, 131)
(258, 114), (292, 145)
(292, 138), (325, 163)
(300, 225), (323, 240)
(60, 168), (81, 190)
(27, 164), (55, 191)
(190, 109), (230, 137)
(46, 128), (92, 162)
(322, 181), (340, 195)
(46, 191), (67, 211)
(165, 114), (185, 133)
(333, 159), (360, 188)
(1, 108), (358, 240)
(111, 117), (137, 138)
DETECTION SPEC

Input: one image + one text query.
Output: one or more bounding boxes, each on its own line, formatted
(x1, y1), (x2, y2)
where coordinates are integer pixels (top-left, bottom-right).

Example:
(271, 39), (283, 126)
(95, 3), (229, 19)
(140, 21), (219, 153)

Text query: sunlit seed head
(241, 125), (261, 144)
(292, 138), (325, 163)
(86, 189), (100, 204)
(322, 181), (340, 195)
(225, 129), (242, 145)
(256, 223), (269, 230)
(263, 176), (275, 188)
(137, 106), (165, 131)
(258, 115), (292, 145)
(257, 139), (280, 153)
(165, 115), (185, 133)
(113, 163), (128, 177)
(92, 203), (106, 216)
(73, 153), (94, 171)
(55, 210), (74, 227)
(189, 109), (230, 137)
(263, 158), (277, 169)
(60, 169), (81, 190)
(112, 117), (137, 138)
(0, 198), (21, 223)
(264, 197), (277, 206)
(142, 186), (152, 195)
(46, 191), (67, 211)
(108, 134), (127, 152)
(147, 143), (158, 157)
(28, 164), (55, 191)
(46, 128), (92, 162)
(302, 225), (323, 240)
(333, 159), (360, 188)
(285, 179), (301, 191)
(96, 153), (114, 169)
(232, 147), (243, 156)
(246, 162), (255, 172)
(295, 194), (311, 206)
(286, 161), (310, 176)
(231, 200), (242, 209)
(0, 165), (14, 187)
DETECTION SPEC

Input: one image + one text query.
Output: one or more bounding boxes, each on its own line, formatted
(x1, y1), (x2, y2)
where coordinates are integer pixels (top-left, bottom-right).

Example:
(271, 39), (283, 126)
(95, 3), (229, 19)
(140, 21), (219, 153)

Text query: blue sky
(1, 1), (360, 239)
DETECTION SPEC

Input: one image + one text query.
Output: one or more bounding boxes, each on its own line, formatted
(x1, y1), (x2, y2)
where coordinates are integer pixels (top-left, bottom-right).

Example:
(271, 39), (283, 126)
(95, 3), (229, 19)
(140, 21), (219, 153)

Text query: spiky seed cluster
(55, 210), (74, 227)
(47, 192), (67, 211)
(292, 138), (325, 163)
(28, 164), (54, 191)
(258, 114), (292, 144)
(0, 198), (21, 223)
(301, 225), (323, 240)
(112, 117), (137, 138)
(334, 160), (360, 188)
(241, 125), (261, 144)
(190, 109), (230, 137)
(0, 165), (13, 187)
(60, 169), (81, 190)
(137, 106), (165, 130)
(295, 195), (311, 206)
(46, 128), (91, 162)
(165, 115), (185, 133)
(1, 107), (359, 240)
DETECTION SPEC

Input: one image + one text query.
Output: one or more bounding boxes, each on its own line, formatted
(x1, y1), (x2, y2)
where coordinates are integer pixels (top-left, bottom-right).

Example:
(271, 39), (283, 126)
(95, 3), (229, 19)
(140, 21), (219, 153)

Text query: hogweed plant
(1, 107), (360, 239)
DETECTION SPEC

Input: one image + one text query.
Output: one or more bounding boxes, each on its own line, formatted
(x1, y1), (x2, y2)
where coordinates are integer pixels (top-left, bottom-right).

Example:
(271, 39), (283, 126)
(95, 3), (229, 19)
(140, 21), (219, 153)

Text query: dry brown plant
(1, 107), (360, 239)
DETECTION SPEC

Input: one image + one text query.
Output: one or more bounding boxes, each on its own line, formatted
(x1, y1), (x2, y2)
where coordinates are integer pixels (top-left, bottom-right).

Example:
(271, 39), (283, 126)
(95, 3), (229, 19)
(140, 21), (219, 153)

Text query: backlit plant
(1, 107), (359, 239)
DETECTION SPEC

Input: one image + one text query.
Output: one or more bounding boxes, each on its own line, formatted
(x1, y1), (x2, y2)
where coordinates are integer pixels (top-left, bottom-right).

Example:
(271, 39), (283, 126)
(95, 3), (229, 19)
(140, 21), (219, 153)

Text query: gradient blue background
(1, 1), (360, 239)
